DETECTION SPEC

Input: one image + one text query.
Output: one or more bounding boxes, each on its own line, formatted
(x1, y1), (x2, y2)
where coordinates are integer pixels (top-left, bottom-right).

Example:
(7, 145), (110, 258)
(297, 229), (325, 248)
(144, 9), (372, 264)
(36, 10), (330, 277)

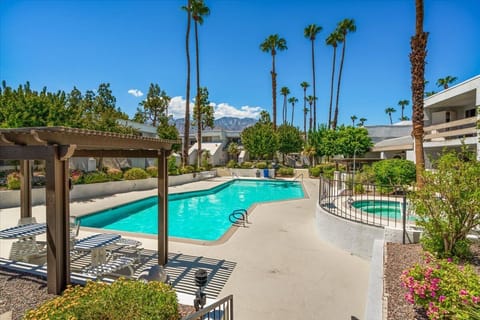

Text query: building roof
(371, 135), (413, 152)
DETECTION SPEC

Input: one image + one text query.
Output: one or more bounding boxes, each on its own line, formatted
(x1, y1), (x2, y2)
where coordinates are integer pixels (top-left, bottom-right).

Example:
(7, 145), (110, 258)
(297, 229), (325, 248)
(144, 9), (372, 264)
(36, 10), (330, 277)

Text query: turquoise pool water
(352, 200), (403, 219)
(79, 179), (304, 241)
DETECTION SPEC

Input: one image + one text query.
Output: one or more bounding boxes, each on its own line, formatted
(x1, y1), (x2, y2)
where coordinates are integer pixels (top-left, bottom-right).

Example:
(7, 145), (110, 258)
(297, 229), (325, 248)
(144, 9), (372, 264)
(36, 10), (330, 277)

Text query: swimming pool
(79, 179), (304, 241)
(351, 200), (404, 220)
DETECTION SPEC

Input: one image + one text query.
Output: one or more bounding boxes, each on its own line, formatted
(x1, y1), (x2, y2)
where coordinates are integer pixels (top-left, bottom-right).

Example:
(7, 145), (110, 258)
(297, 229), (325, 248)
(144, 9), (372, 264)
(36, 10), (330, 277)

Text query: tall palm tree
(182, 0), (192, 167)
(280, 86), (290, 125)
(307, 95), (316, 132)
(358, 117), (367, 127)
(410, 0), (428, 187)
(190, 0), (210, 168)
(300, 81), (310, 127)
(436, 76), (457, 89)
(332, 18), (356, 130)
(303, 106), (309, 139)
(288, 96), (298, 125)
(398, 99), (410, 120)
(350, 115), (357, 126)
(304, 24), (322, 129)
(325, 30), (343, 129)
(385, 107), (396, 124)
(260, 34), (288, 130)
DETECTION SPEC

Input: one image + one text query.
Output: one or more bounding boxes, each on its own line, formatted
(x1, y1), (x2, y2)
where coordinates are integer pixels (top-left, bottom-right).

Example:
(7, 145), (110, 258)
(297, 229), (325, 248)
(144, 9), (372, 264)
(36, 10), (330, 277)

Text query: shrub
(6, 172), (20, 190)
(180, 165), (195, 174)
(80, 171), (110, 184)
(401, 253), (480, 319)
(24, 278), (179, 320)
(318, 163), (337, 179)
(124, 168), (148, 180)
(226, 160), (237, 168)
(354, 164), (375, 185)
(106, 168), (123, 181)
(372, 159), (416, 187)
(409, 150), (480, 258)
(256, 162), (267, 169)
(309, 167), (321, 177)
(277, 167), (294, 176)
(70, 170), (83, 184)
(241, 161), (253, 169)
(167, 156), (179, 175)
(146, 166), (158, 178)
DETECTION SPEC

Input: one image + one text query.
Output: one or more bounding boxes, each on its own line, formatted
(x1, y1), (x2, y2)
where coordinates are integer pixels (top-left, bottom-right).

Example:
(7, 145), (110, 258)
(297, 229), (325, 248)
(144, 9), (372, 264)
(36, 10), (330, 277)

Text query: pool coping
(77, 178), (310, 246)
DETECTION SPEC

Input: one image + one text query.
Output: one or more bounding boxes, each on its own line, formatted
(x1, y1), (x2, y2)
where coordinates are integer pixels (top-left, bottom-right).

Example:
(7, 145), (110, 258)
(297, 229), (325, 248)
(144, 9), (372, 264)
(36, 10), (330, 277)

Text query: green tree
(280, 86), (290, 125)
(410, 0), (428, 187)
(308, 125), (338, 160)
(358, 117), (367, 127)
(332, 18), (356, 130)
(288, 96), (298, 125)
(385, 107), (396, 124)
(325, 30), (343, 129)
(304, 23), (322, 128)
(241, 112), (278, 160)
(372, 159), (416, 187)
(436, 75), (457, 89)
(350, 115), (357, 126)
(409, 150), (480, 257)
(277, 124), (303, 163)
(182, 0), (193, 167)
(398, 99), (410, 120)
(260, 34), (288, 130)
(135, 83), (170, 127)
(227, 142), (240, 162)
(192, 87), (214, 167)
(336, 125), (372, 158)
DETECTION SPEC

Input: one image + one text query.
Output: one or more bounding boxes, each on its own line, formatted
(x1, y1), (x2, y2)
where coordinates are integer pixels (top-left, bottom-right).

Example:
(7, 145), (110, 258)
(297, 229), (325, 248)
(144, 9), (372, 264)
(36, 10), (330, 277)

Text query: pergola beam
(73, 149), (160, 158)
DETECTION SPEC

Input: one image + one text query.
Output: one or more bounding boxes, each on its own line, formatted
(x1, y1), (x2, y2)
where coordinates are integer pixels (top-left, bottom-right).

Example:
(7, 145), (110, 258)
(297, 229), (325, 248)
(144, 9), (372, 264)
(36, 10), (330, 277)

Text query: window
(465, 109), (476, 118)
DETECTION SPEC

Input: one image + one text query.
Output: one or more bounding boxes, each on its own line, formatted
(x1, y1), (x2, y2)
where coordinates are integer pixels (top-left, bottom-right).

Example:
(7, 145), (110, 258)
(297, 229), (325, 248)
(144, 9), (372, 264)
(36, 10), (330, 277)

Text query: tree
(192, 86), (214, 166)
(182, 0), (193, 167)
(241, 112), (278, 160)
(288, 96), (298, 125)
(135, 83), (170, 126)
(304, 23), (322, 128)
(306, 95), (316, 132)
(410, 0), (428, 187)
(227, 142), (240, 162)
(436, 75), (457, 89)
(332, 18), (356, 130)
(336, 126), (373, 158)
(303, 106), (309, 139)
(397, 99), (410, 120)
(358, 117), (367, 127)
(300, 81), (310, 134)
(260, 34), (288, 130)
(425, 91), (437, 97)
(385, 107), (396, 124)
(350, 115), (357, 126)
(280, 86), (290, 125)
(157, 118), (180, 152)
(326, 31), (343, 129)
(308, 125), (338, 160)
(277, 124), (303, 163)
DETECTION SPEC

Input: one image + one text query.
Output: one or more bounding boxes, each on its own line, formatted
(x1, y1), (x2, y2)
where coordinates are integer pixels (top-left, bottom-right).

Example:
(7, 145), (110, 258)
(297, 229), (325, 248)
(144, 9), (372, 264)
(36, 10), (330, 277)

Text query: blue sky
(1, 0), (479, 128)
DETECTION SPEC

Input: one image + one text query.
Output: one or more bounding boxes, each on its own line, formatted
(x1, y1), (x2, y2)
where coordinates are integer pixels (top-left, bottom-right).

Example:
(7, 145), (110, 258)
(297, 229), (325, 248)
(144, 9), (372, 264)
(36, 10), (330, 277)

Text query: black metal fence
(318, 175), (413, 231)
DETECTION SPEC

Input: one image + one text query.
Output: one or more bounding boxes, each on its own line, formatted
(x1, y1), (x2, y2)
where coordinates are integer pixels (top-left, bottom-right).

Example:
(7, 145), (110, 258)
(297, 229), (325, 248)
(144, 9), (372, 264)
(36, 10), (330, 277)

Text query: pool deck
(0, 177), (370, 319)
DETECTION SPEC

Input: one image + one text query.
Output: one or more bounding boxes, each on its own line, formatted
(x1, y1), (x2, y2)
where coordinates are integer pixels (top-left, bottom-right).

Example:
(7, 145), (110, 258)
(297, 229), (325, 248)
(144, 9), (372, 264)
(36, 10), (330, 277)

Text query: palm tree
(436, 76), (457, 89)
(182, 0), (192, 167)
(326, 30), (343, 129)
(303, 106), (309, 138)
(306, 95), (316, 132)
(332, 19), (356, 130)
(300, 81), (310, 127)
(304, 24), (322, 129)
(358, 117), (367, 127)
(385, 107), (396, 124)
(425, 91), (437, 97)
(280, 86), (290, 125)
(350, 115), (357, 126)
(260, 34), (288, 130)
(410, 0), (428, 187)
(227, 142), (239, 162)
(398, 99), (410, 120)
(288, 96), (298, 125)
(190, 0), (210, 167)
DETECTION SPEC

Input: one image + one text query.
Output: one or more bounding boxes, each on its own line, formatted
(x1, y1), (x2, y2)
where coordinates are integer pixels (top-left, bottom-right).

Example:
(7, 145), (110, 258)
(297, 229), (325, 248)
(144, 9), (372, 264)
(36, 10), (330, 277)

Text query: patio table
(0, 223), (47, 240)
(73, 233), (121, 267)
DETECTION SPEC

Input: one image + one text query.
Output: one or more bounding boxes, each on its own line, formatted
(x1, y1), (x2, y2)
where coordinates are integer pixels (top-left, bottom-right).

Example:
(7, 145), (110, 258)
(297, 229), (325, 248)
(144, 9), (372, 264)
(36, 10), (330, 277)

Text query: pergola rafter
(0, 127), (180, 294)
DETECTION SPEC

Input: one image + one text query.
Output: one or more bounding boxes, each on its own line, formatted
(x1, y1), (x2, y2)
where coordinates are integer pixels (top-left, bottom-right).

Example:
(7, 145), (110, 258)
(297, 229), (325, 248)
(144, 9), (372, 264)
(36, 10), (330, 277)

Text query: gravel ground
(0, 268), (195, 319)
(384, 242), (480, 320)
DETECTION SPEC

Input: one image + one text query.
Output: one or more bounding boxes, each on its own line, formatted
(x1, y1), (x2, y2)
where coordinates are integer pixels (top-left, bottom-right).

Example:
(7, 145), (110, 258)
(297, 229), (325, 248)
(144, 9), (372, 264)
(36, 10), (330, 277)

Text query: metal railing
(292, 173), (304, 182)
(318, 175), (413, 232)
(182, 294), (234, 320)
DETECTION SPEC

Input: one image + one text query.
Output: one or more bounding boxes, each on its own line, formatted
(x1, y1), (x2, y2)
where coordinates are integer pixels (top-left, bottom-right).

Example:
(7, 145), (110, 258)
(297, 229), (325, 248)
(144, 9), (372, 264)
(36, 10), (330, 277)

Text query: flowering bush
(105, 167), (123, 181)
(124, 167), (148, 180)
(6, 172), (20, 190)
(146, 166), (159, 178)
(401, 252), (480, 319)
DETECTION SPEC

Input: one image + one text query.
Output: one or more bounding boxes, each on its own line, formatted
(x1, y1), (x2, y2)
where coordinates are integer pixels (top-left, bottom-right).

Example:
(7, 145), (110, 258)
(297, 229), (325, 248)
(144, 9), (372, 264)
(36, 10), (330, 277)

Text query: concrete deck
(0, 177), (370, 319)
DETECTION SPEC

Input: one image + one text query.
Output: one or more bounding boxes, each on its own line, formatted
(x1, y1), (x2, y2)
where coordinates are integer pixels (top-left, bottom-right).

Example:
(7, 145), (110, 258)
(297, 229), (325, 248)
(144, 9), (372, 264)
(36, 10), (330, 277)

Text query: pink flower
(438, 295), (446, 302)
(459, 289), (468, 296)
(472, 296), (480, 304)
(447, 258), (453, 263)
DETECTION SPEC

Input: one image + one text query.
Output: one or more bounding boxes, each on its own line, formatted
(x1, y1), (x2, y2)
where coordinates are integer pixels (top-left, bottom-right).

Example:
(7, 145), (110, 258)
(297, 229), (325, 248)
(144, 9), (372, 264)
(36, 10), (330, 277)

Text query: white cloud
(128, 89), (143, 97)
(168, 96), (263, 120)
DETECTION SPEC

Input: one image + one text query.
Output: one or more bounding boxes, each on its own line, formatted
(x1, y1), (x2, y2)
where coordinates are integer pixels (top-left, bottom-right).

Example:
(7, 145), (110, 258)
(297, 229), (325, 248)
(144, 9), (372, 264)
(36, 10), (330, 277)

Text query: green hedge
(146, 166), (158, 178)
(82, 171), (110, 184)
(124, 168), (148, 180)
(24, 278), (179, 320)
(277, 167), (294, 176)
(6, 172), (20, 190)
(255, 162), (267, 169)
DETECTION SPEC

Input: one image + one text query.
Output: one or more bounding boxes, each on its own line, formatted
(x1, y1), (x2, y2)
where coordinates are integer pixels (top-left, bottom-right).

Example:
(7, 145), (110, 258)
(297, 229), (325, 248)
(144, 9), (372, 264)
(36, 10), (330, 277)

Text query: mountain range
(173, 117), (257, 132)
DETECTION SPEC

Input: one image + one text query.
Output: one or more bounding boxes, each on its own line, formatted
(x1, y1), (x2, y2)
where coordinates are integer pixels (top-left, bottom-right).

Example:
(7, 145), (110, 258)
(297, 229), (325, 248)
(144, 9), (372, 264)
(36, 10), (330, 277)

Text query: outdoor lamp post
(194, 268), (208, 311)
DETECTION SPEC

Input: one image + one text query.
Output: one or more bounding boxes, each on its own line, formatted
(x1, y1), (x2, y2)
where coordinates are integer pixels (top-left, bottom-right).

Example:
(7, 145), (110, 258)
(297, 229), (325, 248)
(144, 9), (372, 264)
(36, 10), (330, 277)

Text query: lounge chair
(82, 256), (135, 280)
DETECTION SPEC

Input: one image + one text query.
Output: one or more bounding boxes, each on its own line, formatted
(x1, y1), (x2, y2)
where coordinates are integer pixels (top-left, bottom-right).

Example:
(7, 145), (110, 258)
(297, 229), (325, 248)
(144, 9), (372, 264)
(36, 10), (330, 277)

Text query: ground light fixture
(194, 268), (208, 311)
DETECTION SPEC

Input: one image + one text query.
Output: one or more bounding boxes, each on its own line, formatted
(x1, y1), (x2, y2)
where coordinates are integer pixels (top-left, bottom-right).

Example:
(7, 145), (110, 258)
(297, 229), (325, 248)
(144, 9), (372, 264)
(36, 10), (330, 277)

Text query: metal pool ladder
(228, 209), (249, 227)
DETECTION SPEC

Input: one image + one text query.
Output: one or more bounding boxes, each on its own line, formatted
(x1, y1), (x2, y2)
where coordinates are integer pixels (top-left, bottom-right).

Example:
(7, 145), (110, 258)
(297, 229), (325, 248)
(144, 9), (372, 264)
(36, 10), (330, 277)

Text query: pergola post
(20, 160), (32, 219)
(45, 146), (70, 294)
(157, 149), (169, 265)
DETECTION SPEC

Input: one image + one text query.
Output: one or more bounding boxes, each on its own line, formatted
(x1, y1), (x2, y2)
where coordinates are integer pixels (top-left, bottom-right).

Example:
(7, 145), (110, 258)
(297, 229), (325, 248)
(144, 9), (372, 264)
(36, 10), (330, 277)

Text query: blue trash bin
(263, 169), (269, 178)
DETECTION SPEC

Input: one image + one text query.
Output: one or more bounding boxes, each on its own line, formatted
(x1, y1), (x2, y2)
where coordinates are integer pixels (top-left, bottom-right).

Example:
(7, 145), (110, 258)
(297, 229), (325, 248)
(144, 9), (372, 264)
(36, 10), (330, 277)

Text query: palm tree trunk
(183, 0), (192, 167)
(328, 46), (337, 129)
(291, 102), (295, 125)
(303, 89), (307, 136)
(410, 0), (428, 188)
(311, 39), (317, 130)
(333, 35), (347, 130)
(309, 104), (312, 132)
(195, 21), (202, 169)
(271, 53), (277, 130)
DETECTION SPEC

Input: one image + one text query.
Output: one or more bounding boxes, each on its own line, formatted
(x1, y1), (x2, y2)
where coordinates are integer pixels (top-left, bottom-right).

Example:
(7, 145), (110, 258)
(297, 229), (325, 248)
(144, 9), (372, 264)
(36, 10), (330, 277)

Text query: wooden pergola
(0, 127), (179, 294)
